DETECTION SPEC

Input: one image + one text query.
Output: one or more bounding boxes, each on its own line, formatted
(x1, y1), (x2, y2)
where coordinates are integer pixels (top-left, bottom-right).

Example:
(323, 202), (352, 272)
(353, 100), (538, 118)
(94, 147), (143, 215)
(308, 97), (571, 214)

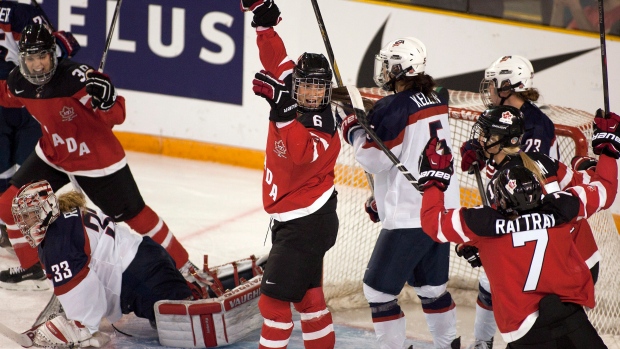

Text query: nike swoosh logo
(265, 280), (275, 285)
(15, 90), (24, 94)
(357, 17), (598, 91)
(114, 213), (123, 219)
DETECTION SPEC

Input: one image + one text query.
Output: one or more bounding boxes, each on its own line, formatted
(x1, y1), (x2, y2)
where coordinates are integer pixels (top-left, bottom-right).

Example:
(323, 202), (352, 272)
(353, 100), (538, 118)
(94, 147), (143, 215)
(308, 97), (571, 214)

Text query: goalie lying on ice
(12, 181), (193, 347)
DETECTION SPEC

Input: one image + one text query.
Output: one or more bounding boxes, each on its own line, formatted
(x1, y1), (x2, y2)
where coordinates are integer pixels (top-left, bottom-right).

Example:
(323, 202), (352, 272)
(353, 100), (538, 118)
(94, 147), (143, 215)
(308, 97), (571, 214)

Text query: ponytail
(502, 147), (546, 185)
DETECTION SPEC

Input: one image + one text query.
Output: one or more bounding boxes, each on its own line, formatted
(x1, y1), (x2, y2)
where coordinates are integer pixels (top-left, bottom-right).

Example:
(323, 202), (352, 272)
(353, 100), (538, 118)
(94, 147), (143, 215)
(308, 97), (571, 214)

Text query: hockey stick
(309, 0), (375, 191)
(473, 163), (490, 206)
(98, 0), (123, 73)
(597, 0), (610, 115)
(346, 86), (420, 190)
(30, 0), (56, 32)
(0, 321), (35, 347)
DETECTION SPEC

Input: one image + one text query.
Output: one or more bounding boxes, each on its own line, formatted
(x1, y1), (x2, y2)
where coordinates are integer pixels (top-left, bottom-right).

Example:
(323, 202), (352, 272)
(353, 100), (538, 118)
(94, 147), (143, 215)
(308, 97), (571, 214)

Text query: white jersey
(39, 208), (142, 333)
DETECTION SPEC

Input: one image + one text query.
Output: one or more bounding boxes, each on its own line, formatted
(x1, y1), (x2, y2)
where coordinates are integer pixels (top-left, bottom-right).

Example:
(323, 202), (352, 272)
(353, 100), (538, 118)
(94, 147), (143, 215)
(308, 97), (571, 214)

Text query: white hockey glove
(34, 315), (109, 348)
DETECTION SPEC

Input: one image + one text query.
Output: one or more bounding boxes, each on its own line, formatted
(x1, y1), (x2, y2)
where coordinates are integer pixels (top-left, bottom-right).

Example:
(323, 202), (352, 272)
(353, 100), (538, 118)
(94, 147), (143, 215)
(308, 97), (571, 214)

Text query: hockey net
(325, 88), (620, 344)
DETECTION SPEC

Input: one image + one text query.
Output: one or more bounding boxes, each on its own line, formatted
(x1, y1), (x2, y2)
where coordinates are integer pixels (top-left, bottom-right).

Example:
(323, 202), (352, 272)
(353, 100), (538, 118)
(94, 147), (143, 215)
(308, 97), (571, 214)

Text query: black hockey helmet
(18, 24), (57, 85)
(493, 166), (543, 216)
(471, 105), (524, 155)
(292, 52), (333, 112)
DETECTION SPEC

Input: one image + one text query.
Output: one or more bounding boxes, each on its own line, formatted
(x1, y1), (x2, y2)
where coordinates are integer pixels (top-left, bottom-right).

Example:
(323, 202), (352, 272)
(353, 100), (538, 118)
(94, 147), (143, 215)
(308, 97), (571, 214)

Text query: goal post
(325, 88), (620, 344)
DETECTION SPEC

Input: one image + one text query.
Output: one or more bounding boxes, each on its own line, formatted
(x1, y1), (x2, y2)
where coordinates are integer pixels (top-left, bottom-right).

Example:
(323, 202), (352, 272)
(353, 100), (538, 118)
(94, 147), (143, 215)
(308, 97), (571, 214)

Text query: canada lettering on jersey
(409, 91), (441, 108)
(495, 212), (556, 234)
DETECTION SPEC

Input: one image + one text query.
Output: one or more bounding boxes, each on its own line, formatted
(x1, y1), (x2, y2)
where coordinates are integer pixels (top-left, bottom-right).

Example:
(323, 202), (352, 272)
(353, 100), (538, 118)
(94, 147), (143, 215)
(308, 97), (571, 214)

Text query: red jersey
(0, 59), (126, 176)
(256, 28), (341, 221)
(421, 154), (618, 342)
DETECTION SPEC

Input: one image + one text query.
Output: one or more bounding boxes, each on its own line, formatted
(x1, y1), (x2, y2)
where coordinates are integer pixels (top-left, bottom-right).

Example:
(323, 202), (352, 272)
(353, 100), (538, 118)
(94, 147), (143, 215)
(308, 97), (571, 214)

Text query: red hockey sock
(258, 294), (294, 349)
(124, 205), (188, 268)
(0, 186), (40, 268)
(293, 287), (335, 349)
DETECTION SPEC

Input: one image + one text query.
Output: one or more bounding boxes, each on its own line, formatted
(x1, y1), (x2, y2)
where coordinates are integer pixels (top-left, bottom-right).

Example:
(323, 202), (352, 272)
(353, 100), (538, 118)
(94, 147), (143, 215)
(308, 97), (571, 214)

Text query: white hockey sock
(473, 304), (497, 341)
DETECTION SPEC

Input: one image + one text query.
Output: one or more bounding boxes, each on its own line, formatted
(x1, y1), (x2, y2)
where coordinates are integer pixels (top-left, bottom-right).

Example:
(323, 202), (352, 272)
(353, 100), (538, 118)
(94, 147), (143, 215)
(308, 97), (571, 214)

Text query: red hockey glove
(241, 0), (281, 27)
(455, 244), (482, 268)
(341, 112), (364, 145)
(592, 108), (620, 159)
(570, 155), (598, 172)
(53, 31), (80, 58)
(460, 139), (484, 174)
(364, 196), (379, 223)
(418, 137), (454, 192)
(253, 70), (298, 122)
(85, 71), (116, 111)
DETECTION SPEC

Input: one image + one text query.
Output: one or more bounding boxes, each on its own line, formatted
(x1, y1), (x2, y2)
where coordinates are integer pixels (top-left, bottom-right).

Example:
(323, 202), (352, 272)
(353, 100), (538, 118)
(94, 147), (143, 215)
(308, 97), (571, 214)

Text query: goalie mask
(292, 52), (333, 112)
(11, 180), (60, 248)
(374, 37), (427, 92)
(480, 55), (534, 107)
(471, 105), (524, 156)
(18, 24), (58, 86)
(493, 166), (543, 216)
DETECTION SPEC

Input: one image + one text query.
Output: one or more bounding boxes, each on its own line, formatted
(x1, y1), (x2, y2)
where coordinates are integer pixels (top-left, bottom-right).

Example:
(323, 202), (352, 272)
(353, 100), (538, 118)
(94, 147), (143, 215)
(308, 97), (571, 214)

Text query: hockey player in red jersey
(0, 24), (199, 290)
(417, 109), (620, 348)
(242, 1), (342, 348)
(458, 105), (600, 349)
(10, 181), (192, 348)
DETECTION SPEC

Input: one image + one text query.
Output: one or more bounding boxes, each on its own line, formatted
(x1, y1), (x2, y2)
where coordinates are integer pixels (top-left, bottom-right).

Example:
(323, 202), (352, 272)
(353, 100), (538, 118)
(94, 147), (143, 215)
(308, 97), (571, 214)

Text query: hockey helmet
(18, 24), (57, 85)
(374, 37), (427, 91)
(11, 180), (60, 247)
(493, 166), (543, 216)
(480, 55), (534, 107)
(292, 52), (333, 112)
(471, 105), (524, 155)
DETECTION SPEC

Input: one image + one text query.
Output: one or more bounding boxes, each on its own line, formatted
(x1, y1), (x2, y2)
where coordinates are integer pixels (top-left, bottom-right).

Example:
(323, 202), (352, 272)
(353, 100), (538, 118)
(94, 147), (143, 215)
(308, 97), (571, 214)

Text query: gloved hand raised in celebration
(85, 71), (116, 111)
(252, 70), (298, 122)
(592, 108), (620, 159)
(460, 139), (484, 174)
(240, 0), (281, 27)
(455, 244), (482, 268)
(364, 196), (379, 223)
(418, 137), (454, 192)
(570, 155), (597, 172)
(53, 31), (80, 58)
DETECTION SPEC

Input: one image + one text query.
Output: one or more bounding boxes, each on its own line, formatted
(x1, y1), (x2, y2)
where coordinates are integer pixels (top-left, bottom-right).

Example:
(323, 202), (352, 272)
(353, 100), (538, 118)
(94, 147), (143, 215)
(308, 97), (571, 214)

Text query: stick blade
(0, 322), (34, 347)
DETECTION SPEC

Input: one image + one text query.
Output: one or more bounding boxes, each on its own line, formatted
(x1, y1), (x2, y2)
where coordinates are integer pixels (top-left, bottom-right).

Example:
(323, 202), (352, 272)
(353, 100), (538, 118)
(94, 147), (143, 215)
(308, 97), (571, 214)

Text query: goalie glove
(418, 137), (454, 192)
(455, 244), (482, 268)
(252, 70), (298, 122)
(240, 0), (281, 27)
(592, 108), (620, 159)
(34, 316), (110, 348)
(85, 71), (117, 111)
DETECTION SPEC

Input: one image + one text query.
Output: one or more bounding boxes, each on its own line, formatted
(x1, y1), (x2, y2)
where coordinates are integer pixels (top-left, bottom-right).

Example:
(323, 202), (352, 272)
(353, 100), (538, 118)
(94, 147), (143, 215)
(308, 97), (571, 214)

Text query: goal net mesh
(325, 88), (620, 344)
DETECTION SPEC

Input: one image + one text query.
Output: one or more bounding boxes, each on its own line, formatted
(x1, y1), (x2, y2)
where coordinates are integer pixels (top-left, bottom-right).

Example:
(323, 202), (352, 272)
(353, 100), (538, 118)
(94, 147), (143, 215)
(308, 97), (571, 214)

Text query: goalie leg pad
(258, 294), (294, 349)
(155, 274), (263, 348)
(293, 287), (335, 349)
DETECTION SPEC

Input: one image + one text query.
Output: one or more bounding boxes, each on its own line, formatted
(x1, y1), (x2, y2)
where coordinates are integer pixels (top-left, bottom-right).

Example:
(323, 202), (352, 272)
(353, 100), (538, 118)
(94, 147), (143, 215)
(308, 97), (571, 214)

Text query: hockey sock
(474, 281), (497, 341)
(0, 186), (40, 268)
(124, 205), (188, 268)
(419, 291), (457, 349)
(293, 287), (335, 349)
(258, 294), (294, 349)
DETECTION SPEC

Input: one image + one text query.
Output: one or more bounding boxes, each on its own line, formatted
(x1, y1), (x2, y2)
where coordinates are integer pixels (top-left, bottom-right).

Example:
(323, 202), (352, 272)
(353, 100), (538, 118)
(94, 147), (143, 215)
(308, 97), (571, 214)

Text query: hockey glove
(341, 112), (364, 145)
(570, 155), (598, 172)
(460, 139), (484, 174)
(252, 70), (298, 122)
(85, 71), (117, 111)
(53, 31), (80, 59)
(592, 108), (620, 159)
(241, 0), (281, 27)
(364, 196), (380, 223)
(418, 137), (453, 192)
(455, 244), (482, 268)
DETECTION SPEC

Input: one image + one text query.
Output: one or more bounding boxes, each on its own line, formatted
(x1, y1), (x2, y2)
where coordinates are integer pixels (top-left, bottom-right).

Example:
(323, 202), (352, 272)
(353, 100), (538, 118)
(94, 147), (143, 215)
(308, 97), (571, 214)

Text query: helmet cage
(18, 24), (57, 86)
(493, 167), (543, 216)
(19, 50), (57, 86)
(11, 180), (59, 248)
(292, 77), (332, 112)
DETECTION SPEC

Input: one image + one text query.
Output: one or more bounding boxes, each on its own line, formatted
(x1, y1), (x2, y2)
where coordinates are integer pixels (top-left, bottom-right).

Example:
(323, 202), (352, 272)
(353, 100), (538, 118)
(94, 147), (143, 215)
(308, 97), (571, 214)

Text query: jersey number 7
(512, 229), (549, 291)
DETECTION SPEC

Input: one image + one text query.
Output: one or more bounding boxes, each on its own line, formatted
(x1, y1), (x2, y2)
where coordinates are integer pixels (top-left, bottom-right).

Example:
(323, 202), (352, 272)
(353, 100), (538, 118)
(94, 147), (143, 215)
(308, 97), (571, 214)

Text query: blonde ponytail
(58, 191), (87, 213)
(502, 147), (546, 185)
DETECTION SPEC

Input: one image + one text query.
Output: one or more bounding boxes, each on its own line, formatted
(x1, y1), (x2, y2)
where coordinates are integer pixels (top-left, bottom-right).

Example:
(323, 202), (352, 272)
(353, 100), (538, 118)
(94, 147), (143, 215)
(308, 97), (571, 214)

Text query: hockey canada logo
(274, 140), (287, 158)
(60, 106), (77, 122)
(499, 111), (513, 125)
(505, 179), (517, 194)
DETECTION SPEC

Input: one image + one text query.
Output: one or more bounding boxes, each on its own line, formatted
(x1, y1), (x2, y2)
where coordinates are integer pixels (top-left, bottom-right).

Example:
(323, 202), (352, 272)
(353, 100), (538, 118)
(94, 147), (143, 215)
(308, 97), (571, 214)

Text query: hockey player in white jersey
(10, 180), (192, 348)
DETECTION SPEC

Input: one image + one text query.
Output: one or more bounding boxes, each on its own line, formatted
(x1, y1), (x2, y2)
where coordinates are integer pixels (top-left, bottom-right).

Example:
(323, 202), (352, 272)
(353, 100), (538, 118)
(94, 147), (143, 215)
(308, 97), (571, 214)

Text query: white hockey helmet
(11, 180), (60, 247)
(374, 37), (427, 91)
(480, 55), (534, 106)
